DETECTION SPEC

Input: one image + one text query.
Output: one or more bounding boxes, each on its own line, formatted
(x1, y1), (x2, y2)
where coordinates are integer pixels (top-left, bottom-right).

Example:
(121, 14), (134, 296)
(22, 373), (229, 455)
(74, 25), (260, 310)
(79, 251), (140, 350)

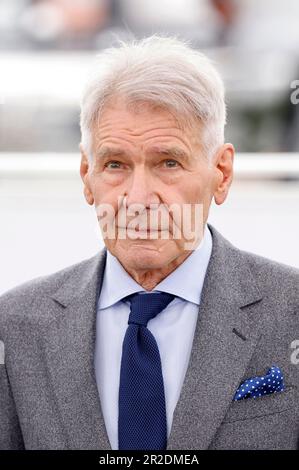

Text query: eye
(162, 159), (180, 168)
(104, 160), (123, 169)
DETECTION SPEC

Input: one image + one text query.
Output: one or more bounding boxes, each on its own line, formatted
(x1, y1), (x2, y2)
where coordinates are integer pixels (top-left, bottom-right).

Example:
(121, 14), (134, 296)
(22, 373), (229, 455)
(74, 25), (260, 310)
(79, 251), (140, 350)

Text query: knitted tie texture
(118, 292), (175, 450)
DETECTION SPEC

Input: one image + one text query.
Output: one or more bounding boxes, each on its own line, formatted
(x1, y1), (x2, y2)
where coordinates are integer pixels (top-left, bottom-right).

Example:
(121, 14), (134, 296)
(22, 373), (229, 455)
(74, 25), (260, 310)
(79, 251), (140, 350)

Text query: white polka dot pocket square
(234, 366), (284, 401)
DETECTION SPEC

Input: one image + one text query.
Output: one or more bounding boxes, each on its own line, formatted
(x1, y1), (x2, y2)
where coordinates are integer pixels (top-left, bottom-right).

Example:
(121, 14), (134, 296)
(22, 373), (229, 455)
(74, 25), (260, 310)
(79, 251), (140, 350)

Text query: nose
(124, 166), (160, 208)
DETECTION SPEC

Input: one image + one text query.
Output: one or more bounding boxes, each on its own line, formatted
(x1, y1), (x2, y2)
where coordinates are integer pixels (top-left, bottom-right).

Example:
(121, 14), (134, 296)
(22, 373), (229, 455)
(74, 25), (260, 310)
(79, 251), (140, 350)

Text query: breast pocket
(222, 386), (296, 423)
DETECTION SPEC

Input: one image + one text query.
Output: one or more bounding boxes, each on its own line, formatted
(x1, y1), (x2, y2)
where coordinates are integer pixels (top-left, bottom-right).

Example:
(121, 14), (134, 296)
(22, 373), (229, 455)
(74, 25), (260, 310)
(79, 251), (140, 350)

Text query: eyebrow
(147, 146), (190, 161)
(95, 147), (128, 161)
(95, 145), (190, 162)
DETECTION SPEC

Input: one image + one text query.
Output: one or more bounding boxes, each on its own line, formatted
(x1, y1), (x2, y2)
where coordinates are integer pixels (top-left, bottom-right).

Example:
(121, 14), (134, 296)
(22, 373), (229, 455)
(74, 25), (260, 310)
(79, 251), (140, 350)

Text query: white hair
(80, 35), (226, 162)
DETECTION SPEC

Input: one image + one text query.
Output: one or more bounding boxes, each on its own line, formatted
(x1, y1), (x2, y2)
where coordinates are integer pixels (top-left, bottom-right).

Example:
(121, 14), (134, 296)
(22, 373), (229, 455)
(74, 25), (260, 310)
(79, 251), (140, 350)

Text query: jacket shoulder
(209, 224), (299, 293)
(238, 247), (299, 304)
(0, 252), (103, 327)
(240, 247), (299, 280)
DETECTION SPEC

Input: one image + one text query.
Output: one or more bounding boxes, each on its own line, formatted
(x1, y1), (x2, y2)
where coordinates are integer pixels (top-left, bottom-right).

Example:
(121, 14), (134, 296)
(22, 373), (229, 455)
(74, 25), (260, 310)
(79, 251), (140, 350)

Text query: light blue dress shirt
(94, 224), (213, 449)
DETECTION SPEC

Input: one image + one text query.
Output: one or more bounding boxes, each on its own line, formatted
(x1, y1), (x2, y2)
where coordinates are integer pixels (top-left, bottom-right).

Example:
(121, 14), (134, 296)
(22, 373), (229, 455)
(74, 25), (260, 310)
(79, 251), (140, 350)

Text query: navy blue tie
(118, 292), (175, 450)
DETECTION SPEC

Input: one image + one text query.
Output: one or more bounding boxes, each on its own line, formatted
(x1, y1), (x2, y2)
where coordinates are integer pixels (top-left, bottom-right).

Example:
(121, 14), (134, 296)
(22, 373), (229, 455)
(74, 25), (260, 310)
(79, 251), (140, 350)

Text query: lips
(116, 226), (167, 232)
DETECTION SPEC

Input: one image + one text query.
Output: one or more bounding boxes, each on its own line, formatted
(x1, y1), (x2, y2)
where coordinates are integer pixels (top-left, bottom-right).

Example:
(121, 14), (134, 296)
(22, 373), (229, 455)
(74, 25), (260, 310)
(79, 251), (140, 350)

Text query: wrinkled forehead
(93, 95), (202, 132)
(90, 100), (206, 166)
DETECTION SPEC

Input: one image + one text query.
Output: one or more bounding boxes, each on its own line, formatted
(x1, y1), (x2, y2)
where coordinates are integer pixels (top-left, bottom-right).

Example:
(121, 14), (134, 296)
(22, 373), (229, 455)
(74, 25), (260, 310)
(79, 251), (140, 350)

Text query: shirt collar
(98, 224), (213, 309)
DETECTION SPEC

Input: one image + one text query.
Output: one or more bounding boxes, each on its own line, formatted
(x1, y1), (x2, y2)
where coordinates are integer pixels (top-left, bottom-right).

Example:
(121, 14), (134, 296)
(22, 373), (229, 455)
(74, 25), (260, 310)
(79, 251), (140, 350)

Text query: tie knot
(124, 292), (175, 327)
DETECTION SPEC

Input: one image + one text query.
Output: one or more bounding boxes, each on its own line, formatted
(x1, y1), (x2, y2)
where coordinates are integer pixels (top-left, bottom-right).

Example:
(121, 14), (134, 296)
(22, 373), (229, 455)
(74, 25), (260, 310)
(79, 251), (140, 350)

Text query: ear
(79, 143), (94, 206)
(213, 143), (234, 205)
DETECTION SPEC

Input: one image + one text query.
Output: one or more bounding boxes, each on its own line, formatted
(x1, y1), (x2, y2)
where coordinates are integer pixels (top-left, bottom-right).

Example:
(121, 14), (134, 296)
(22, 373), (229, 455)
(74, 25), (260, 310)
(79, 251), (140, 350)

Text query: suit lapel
(167, 224), (264, 450)
(45, 248), (111, 449)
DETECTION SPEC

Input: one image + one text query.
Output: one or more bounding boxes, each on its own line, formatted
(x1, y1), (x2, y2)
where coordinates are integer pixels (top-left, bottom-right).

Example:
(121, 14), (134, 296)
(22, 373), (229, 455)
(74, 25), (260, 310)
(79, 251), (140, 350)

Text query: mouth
(116, 227), (171, 239)
(116, 226), (168, 232)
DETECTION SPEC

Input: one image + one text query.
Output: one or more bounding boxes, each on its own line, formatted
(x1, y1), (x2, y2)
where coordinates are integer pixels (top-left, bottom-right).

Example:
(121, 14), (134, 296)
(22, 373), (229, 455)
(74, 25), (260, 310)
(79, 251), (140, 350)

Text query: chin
(119, 241), (171, 270)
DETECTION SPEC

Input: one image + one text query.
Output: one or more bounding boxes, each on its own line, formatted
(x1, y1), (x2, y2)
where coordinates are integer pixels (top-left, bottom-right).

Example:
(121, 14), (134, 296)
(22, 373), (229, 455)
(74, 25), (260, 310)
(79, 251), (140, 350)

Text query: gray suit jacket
(0, 224), (298, 450)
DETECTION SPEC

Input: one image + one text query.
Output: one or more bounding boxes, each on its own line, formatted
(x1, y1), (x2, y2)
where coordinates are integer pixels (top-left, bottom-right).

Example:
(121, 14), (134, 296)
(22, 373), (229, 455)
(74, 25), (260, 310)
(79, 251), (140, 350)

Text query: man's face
(80, 99), (233, 272)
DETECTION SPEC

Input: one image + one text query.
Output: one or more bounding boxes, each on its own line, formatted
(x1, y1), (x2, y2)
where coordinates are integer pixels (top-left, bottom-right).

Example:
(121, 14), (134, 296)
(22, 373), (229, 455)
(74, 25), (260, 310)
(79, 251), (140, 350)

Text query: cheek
(91, 165), (125, 183)
(185, 171), (213, 202)
(100, 172), (127, 187)
(176, 178), (203, 203)
(89, 174), (120, 205)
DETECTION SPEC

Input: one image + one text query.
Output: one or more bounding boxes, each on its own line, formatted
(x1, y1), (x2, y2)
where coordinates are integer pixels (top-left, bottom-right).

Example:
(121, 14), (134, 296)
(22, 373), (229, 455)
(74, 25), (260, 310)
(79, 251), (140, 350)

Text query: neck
(124, 250), (193, 290)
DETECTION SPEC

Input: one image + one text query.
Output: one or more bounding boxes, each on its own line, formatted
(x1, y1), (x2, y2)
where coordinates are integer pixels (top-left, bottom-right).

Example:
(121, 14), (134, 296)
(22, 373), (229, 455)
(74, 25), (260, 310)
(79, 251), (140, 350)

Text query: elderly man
(0, 36), (298, 451)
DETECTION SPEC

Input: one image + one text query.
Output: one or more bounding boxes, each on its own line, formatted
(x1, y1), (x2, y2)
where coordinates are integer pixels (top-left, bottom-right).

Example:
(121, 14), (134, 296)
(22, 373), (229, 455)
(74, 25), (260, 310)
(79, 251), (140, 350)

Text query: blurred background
(0, 0), (299, 293)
